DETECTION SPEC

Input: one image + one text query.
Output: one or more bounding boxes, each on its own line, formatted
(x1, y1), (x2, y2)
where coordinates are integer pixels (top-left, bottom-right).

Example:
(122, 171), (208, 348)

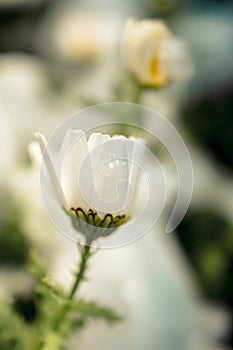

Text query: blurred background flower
(121, 18), (193, 87)
(52, 10), (120, 63)
(0, 0), (233, 349)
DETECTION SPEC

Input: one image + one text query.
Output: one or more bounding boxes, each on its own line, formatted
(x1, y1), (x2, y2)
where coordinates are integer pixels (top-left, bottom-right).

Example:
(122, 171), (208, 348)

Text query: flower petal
(121, 18), (171, 85)
(89, 135), (131, 217)
(58, 129), (89, 210)
(28, 141), (42, 169)
(159, 38), (194, 82)
(124, 137), (147, 217)
(35, 133), (68, 211)
(87, 132), (110, 152)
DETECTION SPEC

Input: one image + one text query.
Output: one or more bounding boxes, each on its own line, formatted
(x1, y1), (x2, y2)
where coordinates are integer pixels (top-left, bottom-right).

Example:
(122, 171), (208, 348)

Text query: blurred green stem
(43, 245), (92, 350)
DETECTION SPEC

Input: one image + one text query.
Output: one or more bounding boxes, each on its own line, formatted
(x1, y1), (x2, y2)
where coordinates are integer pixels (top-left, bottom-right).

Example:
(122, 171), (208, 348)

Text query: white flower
(31, 130), (144, 243)
(121, 18), (194, 87)
(53, 11), (119, 62)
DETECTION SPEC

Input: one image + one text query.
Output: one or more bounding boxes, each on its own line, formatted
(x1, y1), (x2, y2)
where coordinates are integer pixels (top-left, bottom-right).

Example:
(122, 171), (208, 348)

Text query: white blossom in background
(31, 130), (145, 243)
(121, 18), (194, 87)
(53, 11), (120, 63)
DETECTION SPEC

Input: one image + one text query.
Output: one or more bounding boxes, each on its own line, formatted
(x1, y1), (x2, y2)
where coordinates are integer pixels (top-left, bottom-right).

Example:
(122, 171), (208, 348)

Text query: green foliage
(70, 299), (122, 324)
(0, 198), (30, 267)
(176, 208), (233, 305)
(13, 294), (38, 323)
(0, 246), (122, 350)
(182, 83), (233, 173)
(28, 251), (66, 302)
(0, 301), (39, 350)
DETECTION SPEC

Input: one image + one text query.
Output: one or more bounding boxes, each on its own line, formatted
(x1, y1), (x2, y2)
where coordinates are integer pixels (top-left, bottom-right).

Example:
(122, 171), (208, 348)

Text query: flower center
(150, 57), (167, 86)
(70, 207), (128, 229)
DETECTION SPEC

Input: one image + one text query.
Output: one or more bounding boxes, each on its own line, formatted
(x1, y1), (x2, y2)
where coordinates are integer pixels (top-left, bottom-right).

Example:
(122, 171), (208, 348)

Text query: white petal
(86, 133), (111, 213)
(89, 136), (131, 217)
(128, 136), (145, 186)
(35, 133), (68, 211)
(121, 18), (171, 84)
(125, 137), (146, 217)
(28, 141), (42, 169)
(159, 38), (194, 82)
(87, 132), (110, 152)
(58, 129), (89, 210)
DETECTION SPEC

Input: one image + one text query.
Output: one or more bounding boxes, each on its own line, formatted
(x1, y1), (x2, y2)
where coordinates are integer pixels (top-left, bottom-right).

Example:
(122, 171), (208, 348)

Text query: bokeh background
(0, 0), (233, 349)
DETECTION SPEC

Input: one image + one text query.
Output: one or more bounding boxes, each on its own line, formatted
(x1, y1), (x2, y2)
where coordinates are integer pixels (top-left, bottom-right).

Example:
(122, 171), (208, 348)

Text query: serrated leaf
(68, 318), (85, 333)
(27, 250), (46, 280)
(39, 279), (66, 301)
(71, 300), (123, 324)
(27, 251), (66, 303)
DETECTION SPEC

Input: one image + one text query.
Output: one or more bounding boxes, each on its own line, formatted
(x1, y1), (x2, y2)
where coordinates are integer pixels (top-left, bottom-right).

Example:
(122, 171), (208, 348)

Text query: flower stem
(51, 245), (92, 335)
(68, 245), (91, 299)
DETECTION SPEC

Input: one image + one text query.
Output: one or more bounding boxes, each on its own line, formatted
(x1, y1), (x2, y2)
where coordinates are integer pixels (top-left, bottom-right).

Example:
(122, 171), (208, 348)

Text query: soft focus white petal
(58, 129), (89, 210)
(121, 18), (193, 86)
(35, 133), (67, 211)
(28, 141), (42, 169)
(121, 18), (171, 85)
(159, 38), (194, 82)
(53, 11), (119, 62)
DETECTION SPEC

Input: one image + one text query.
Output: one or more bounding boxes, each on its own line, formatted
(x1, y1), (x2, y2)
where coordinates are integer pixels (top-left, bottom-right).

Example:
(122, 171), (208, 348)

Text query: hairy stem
(68, 245), (91, 299)
(50, 245), (92, 336)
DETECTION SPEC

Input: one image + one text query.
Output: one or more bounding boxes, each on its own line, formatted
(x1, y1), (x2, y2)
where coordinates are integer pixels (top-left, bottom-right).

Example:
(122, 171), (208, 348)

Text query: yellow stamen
(150, 57), (167, 86)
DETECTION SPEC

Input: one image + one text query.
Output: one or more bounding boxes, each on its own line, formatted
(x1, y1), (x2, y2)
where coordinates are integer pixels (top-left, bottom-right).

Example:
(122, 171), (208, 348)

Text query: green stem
(41, 245), (92, 350)
(132, 80), (142, 104)
(51, 245), (92, 333)
(68, 245), (91, 299)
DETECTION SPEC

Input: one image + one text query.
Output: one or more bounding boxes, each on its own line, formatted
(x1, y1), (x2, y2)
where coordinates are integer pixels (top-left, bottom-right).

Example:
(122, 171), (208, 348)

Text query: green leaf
(27, 250), (47, 280)
(27, 250), (66, 302)
(71, 300), (123, 324)
(0, 301), (39, 350)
